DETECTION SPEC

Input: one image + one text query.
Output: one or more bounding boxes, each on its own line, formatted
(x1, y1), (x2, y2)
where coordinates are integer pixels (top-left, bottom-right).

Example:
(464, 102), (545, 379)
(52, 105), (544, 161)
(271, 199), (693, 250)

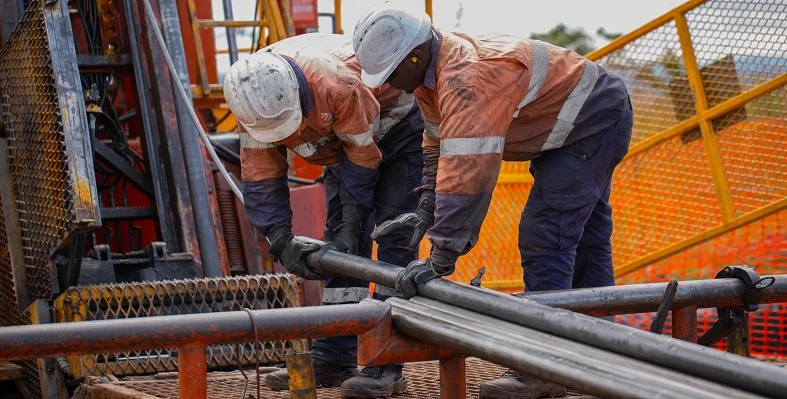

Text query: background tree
(529, 24), (622, 55)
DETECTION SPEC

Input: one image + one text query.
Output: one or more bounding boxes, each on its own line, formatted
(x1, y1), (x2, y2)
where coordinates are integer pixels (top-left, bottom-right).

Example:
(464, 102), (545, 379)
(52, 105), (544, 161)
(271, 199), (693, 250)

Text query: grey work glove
(268, 232), (326, 280)
(371, 190), (435, 249)
(334, 221), (361, 255)
(332, 204), (365, 255)
(395, 258), (443, 299)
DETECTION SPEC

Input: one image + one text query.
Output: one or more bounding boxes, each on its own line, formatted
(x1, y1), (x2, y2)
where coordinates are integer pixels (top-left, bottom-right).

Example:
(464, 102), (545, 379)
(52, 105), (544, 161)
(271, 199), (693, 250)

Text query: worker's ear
(408, 49), (424, 68)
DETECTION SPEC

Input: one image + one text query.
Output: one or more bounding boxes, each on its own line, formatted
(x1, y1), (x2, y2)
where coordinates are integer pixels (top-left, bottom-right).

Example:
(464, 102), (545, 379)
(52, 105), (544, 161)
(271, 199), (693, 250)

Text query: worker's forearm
(242, 177), (293, 236)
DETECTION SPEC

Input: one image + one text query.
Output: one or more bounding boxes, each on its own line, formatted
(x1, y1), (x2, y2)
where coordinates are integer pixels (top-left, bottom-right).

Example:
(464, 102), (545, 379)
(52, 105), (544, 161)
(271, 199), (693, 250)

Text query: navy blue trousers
(312, 153), (423, 367)
(520, 104), (633, 292)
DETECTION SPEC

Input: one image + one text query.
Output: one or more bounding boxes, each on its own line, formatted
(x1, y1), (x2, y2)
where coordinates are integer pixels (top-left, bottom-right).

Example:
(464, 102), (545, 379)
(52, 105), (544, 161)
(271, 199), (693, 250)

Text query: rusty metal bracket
(358, 301), (455, 366)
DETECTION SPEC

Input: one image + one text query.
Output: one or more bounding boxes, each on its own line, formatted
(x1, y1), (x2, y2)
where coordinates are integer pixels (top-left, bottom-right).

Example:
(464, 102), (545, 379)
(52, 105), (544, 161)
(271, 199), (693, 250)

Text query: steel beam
(123, 0), (181, 251)
(93, 140), (154, 197)
(306, 248), (787, 398)
(99, 206), (157, 221)
(76, 55), (131, 67)
(152, 0), (223, 277)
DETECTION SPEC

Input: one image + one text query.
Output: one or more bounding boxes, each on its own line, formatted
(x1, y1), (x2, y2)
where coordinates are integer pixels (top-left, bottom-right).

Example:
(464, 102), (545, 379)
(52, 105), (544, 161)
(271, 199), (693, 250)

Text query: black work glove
(333, 204), (365, 255)
(371, 190), (435, 249)
(395, 258), (445, 299)
(267, 231), (326, 280)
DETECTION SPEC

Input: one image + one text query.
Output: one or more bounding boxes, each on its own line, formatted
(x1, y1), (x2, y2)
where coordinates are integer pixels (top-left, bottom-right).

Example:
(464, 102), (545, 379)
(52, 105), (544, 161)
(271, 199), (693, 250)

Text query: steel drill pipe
(306, 248), (787, 398)
(521, 275), (787, 315)
(0, 303), (390, 361)
(389, 298), (763, 399)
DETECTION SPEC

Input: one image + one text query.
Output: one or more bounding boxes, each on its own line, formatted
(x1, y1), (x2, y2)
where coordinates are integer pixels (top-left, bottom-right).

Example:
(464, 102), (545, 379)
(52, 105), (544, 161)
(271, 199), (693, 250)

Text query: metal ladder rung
(196, 20), (270, 28)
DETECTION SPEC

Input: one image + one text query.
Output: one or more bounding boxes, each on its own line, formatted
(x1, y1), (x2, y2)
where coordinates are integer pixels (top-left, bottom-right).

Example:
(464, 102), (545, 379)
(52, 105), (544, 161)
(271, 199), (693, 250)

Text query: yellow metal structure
(187, 0), (288, 100)
(434, 0), (787, 290)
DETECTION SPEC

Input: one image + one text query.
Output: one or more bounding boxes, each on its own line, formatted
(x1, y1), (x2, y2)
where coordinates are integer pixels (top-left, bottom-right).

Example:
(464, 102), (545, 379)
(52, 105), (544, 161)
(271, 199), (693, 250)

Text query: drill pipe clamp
(716, 265), (774, 313)
(697, 265), (774, 346)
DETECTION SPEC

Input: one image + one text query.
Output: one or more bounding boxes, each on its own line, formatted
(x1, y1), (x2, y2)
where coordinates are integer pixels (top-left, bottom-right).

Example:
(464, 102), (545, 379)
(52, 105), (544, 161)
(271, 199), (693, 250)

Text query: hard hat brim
(245, 108), (303, 143)
(361, 66), (395, 89)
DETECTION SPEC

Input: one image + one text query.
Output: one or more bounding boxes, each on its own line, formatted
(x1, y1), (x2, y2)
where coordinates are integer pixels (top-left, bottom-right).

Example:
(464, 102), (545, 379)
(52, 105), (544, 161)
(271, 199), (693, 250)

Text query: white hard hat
(223, 52), (302, 143)
(353, 2), (432, 88)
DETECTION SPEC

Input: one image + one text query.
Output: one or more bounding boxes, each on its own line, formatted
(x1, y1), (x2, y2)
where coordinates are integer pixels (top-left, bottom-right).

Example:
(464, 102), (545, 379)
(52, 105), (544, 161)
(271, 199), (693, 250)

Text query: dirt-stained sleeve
(330, 83), (383, 212)
(427, 85), (516, 272)
(240, 132), (292, 236)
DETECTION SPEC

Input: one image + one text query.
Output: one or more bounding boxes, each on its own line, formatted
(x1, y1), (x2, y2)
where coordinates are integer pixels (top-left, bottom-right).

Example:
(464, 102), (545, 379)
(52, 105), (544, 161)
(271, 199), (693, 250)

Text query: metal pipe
(221, 0), (239, 64)
(389, 298), (762, 399)
(307, 249), (787, 398)
(149, 0), (223, 277)
(142, 0), (244, 204)
(521, 275), (787, 315)
(178, 345), (207, 399)
(0, 302), (390, 361)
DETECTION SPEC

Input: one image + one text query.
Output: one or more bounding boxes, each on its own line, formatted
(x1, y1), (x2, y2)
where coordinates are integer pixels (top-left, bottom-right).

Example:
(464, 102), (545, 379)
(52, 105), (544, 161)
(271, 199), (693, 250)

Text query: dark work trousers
(311, 152), (424, 367)
(520, 103), (633, 292)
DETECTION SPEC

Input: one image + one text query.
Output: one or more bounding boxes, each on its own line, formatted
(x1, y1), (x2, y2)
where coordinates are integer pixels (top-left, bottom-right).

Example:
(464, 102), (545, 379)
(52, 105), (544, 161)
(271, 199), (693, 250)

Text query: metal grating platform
(78, 358), (590, 398)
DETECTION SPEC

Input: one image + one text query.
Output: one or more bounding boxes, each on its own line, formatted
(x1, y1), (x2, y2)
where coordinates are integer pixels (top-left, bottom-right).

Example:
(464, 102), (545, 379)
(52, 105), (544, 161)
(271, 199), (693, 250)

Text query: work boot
(340, 365), (407, 398)
(479, 370), (566, 399)
(265, 358), (357, 391)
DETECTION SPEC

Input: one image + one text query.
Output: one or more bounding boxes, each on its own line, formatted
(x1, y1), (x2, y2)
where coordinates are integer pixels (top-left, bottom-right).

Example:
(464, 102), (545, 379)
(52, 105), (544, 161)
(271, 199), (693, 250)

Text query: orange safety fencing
(410, 0), (787, 358)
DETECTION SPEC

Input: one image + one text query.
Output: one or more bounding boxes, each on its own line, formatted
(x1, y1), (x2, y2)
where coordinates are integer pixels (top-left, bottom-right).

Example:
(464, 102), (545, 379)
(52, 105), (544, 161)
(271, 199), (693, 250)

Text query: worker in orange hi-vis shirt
(224, 34), (424, 398)
(354, 3), (633, 398)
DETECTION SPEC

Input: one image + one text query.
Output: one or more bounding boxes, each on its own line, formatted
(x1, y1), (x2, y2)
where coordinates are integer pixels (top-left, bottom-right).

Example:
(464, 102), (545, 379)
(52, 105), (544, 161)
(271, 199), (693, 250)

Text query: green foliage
(530, 24), (622, 56)
(529, 23), (596, 55)
(596, 27), (622, 41)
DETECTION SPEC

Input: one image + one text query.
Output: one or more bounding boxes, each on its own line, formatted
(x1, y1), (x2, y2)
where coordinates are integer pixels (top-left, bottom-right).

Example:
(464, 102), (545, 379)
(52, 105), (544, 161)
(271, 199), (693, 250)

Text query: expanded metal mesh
(77, 358), (588, 399)
(53, 275), (303, 378)
(0, 189), (41, 399)
(0, 0), (65, 300)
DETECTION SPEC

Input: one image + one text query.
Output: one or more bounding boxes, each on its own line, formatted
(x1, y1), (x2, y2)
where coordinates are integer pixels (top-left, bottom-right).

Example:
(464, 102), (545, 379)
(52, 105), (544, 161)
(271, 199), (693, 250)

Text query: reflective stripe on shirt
(240, 132), (275, 149)
(337, 117), (380, 147)
(541, 61), (599, 151)
(425, 120), (440, 139)
(440, 136), (505, 156)
(513, 39), (549, 118)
